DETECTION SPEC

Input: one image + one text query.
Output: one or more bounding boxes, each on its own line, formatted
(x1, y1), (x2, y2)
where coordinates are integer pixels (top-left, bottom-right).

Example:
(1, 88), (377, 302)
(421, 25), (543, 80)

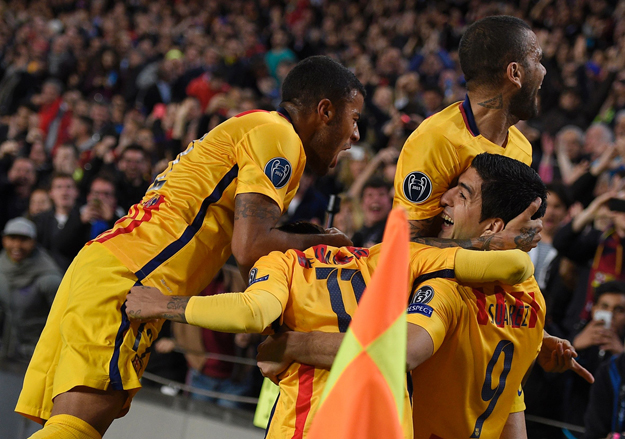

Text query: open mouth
(441, 212), (454, 226)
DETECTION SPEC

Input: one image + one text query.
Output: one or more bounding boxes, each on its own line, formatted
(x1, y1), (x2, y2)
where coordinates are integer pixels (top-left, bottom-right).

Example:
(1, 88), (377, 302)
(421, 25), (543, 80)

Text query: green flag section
(254, 377), (280, 429)
(307, 208), (411, 439)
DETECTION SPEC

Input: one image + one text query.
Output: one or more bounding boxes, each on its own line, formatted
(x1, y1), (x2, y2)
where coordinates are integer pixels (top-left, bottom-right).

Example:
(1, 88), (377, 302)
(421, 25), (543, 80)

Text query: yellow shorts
(16, 242), (163, 424)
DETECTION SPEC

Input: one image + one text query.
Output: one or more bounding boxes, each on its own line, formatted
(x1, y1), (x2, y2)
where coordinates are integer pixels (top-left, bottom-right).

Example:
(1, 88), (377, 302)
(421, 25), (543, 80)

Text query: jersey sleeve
(184, 251), (293, 333)
(244, 250), (297, 328)
(235, 122), (304, 212)
(455, 249), (534, 285)
(393, 128), (462, 221)
(510, 388), (526, 413)
(407, 278), (460, 353)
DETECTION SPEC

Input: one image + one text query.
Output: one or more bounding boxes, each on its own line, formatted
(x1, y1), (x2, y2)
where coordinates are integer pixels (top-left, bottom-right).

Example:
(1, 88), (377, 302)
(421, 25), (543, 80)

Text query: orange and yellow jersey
(407, 277), (545, 439)
(249, 242), (461, 439)
(91, 109), (305, 296)
(393, 96), (532, 221)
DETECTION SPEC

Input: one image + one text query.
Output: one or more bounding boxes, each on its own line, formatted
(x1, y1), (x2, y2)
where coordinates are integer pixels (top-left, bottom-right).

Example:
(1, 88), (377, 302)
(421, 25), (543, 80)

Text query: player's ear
(506, 62), (523, 89)
(481, 218), (505, 236)
(317, 99), (335, 124)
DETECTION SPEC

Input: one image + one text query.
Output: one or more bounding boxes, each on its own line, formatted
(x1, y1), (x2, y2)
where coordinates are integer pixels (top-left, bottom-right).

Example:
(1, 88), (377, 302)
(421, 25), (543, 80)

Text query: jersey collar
(459, 95), (480, 137)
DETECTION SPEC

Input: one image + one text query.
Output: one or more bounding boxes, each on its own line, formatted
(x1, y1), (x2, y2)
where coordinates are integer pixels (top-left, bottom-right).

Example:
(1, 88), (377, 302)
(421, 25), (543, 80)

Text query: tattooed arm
(126, 285), (283, 333)
(409, 198), (543, 251)
(126, 286), (189, 323)
(231, 193), (352, 277)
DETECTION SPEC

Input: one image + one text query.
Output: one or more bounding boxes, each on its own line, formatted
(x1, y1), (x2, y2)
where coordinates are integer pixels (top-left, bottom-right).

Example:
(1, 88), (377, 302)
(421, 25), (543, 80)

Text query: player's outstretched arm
(537, 331), (594, 383)
(232, 193), (352, 277)
(126, 285), (283, 333)
(410, 198), (543, 251)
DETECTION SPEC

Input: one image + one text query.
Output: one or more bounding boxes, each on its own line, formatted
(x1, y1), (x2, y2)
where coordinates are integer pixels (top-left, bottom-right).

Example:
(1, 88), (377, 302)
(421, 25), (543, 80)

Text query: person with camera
(553, 192), (625, 337)
(580, 281), (625, 439)
(553, 194), (625, 428)
(78, 175), (124, 241)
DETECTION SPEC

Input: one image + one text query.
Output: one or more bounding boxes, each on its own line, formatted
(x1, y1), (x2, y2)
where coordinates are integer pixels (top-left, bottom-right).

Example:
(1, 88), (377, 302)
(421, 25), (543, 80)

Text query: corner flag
(307, 208), (411, 439)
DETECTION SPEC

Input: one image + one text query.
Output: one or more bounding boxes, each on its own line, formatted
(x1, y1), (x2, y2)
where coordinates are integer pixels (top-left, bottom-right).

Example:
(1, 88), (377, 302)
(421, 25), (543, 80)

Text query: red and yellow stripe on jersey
(92, 109), (305, 296)
(407, 277), (545, 439)
(250, 242), (461, 439)
(393, 96), (532, 221)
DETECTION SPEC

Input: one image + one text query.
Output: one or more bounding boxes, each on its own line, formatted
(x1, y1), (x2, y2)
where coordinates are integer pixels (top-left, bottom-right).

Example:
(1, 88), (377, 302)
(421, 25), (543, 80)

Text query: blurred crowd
(2, 0), (625, 436)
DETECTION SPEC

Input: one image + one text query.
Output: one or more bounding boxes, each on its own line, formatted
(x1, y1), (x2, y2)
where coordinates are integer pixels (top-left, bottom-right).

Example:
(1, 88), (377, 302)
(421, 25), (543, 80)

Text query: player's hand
(498, 198), (543, 251)
(324, 227), (353, 247)
(257, 333), (294, 385)
(125, 286), (170, 321)
(539, 333), (594, 383)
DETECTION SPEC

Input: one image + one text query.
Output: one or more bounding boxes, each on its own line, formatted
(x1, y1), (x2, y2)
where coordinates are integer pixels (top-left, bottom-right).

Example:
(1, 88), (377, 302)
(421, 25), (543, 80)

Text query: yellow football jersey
(394, 97), (533, 221)
(92, 109), (305, 296)
(407, 277), (545, 439)
(248, 242), (461, 439)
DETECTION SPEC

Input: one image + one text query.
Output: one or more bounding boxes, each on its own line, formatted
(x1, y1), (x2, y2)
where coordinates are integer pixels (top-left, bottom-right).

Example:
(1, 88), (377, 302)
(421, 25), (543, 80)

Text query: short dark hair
(76, 115), (94, 132)
(276, 221), (325, 235)
(361, 177), (391, 199)
(471, 153), (547, 225)
(50, 172), (76, 186)
(120, 144), (148, 160)
(281, 56), (366, 113)
(546, 183), (573, 209)
(595, 280), (625, 303)
(459, 15), (532, 89)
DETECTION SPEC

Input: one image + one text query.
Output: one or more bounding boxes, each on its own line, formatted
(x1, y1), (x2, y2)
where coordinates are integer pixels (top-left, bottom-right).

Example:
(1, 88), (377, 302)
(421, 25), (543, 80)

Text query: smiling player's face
(439, 168), (492, 240)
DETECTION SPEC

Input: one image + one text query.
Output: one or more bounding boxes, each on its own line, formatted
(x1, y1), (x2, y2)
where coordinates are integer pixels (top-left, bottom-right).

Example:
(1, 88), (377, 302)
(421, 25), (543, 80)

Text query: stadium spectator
(584, 352), (625, 439)
(553, 192), (625, 338)
(32, 173), (83, 271)
(351, 177), (393, 247)
(114, 145), (151, 212)
(0, 217), (61, 361)
(562, 280), (625, 430)
(27, 189), (52, 220)
(0, 157), (37, 233)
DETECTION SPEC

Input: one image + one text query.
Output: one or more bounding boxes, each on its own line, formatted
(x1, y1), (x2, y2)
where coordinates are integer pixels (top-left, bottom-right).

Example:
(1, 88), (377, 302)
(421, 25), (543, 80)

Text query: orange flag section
(307, 208), (411, 439)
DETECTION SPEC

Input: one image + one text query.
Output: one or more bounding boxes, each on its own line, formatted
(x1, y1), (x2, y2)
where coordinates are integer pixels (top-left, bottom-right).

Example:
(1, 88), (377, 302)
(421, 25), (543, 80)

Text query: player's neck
(467, 91), (518, 147)
(281, 102), (318, 147)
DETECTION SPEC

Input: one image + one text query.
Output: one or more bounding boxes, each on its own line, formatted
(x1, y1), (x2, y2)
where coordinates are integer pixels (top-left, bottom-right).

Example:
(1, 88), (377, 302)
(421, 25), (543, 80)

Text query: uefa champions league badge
(411, 285), (435, 304)
(407, 285), (435, 316)
(402, 171), (432, 203)
(264, 157), (292, 189)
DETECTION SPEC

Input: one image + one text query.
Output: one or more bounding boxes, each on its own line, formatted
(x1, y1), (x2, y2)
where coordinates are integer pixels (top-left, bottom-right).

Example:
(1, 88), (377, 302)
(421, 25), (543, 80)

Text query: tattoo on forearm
(514, 227), (537, 251)
(408, 218), (438, 241)
(477, 94), (503, 109)
(234, 197), (281, 221)
(164, 297), (189, 323)
(477, 235), (496, 251)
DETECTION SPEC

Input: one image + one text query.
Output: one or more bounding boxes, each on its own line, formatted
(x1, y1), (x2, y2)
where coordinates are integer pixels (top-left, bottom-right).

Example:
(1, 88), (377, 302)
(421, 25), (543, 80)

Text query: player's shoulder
(413, 277), (460, 301)
(404, 102), (470, 148)
(216, 109), (296, 137)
